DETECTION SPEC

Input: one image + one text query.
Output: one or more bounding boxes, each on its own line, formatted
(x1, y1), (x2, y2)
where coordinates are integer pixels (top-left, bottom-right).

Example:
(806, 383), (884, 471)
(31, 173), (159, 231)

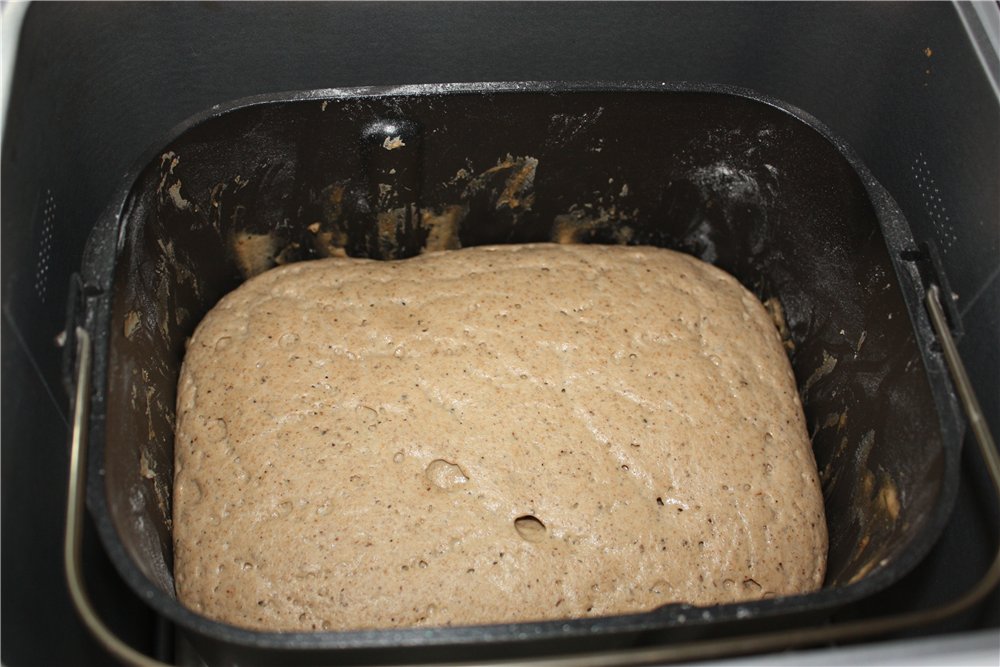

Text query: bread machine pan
(71, 82), (964, 665)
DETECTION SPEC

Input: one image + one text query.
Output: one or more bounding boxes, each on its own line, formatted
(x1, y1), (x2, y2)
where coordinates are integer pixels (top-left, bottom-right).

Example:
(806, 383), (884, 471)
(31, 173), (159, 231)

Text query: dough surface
(173, 243), (826, 631)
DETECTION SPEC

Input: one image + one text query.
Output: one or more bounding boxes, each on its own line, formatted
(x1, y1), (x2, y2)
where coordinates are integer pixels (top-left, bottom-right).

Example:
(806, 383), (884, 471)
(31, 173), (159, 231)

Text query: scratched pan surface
(76, 82), (963, 665)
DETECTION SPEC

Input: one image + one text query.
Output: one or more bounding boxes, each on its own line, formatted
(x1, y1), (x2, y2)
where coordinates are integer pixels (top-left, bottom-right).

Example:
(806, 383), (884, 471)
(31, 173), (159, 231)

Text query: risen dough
(173, 243), (826, 631)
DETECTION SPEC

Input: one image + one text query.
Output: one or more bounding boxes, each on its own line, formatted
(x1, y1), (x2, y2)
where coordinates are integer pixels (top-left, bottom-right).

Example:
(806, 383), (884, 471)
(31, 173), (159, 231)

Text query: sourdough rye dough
(173, 243), (827, 631)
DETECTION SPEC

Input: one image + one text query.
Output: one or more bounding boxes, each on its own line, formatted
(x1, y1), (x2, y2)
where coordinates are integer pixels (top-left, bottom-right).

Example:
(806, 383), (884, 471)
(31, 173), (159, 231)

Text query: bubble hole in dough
(172, 243), (827, 632)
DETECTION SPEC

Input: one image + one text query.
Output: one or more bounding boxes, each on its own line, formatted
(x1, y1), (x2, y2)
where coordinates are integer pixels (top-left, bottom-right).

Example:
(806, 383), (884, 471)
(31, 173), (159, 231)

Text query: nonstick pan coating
(76, 82), (963, 664)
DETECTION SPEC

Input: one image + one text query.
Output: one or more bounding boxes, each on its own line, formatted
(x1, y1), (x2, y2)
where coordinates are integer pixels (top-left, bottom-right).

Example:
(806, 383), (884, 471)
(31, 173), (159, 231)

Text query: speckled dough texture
(173, 243), (827, 632)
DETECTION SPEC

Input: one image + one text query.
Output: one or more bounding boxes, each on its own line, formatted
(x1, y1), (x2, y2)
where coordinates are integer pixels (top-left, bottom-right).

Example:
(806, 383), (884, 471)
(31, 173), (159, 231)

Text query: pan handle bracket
(899, 242), (964, 344)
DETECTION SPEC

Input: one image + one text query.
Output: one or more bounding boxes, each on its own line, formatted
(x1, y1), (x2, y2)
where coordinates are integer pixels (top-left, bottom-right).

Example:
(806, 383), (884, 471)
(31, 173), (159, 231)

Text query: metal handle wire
(63, 283), (1000, 666)
(64, 327), (169, 667)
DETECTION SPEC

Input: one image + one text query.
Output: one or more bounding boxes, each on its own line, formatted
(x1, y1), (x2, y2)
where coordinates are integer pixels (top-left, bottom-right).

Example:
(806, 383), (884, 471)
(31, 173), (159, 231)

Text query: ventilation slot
(33, 188), (56, 303)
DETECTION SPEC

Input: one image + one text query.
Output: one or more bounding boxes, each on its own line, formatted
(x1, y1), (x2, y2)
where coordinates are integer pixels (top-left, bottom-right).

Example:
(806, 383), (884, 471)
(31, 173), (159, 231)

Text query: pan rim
(79, 80), (965, 652)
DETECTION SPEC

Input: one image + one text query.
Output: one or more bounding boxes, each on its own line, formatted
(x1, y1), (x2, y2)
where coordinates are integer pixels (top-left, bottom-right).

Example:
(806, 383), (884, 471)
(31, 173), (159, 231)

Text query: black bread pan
(69, 82), (964, 665)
